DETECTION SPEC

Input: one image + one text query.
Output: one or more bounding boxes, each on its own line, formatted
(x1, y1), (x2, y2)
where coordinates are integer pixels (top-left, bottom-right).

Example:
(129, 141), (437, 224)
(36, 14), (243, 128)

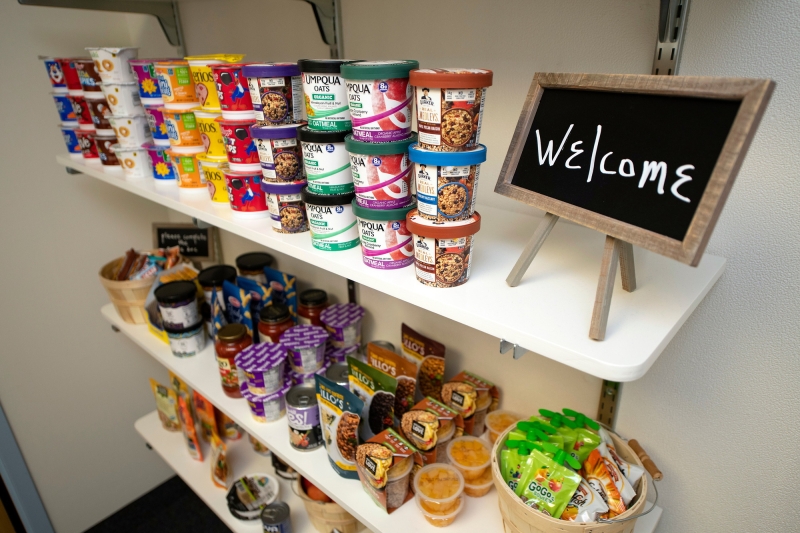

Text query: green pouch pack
(560, 409), (602, 464)
(517, 443), (582, 518)
(500, 440), (539, 494)
(539, 410), (578, 454)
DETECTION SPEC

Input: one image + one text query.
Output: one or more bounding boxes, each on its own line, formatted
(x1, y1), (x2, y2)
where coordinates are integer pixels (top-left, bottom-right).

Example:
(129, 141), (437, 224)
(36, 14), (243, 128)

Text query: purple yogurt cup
(279, 325), (329, 373)
(320, 303), (365, 349)
(235, 342), (287, 395)
(240, 376), (291, 423)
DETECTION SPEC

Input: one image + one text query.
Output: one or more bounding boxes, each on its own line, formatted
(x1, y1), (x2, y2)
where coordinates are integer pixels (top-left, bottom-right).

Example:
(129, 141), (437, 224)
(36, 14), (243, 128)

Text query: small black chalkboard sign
(152, 223), (213, 260)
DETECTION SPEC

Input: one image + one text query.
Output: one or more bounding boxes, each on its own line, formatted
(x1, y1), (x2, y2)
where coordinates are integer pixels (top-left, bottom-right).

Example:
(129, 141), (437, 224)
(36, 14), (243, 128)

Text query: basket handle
(628, 439), (662, 481)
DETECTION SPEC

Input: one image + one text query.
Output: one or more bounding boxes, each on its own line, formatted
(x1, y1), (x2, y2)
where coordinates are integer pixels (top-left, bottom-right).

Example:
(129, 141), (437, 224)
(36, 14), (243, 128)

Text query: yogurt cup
(74, 58), (103, 93)
(340, 60), (418, 142)
(57, 58), (84, 94)
(108, 115), (152, 148)
(101, 82), (144, 116)
(301, 188), (359, 252)
(111, 144), (152, 179)
(235, 342), (288, 395)
(160, 108), (204, 152)
(60, 123), (82, 159)
(218, 117), (260, 171)
(144, 143), (177, 181)
(352, 200), (415, 270)
(76, 130), (100, 163)
(186, 54), (245, 111)
(319, 303), (364, 349)
(407, 210), (481, 288)
(289, 361), (329, 387)
(193, 108), (226, 157)
(129, 58), (175, 103)
(409, 68), (493, 152)
(85, 93), (113, 133)
(86, 47), (138, 83)
(52, 93), (77, 123)
(222, 164), (268, 218)
(262, 181), (309, 234)
(167, 150), (206, 191)
(197, 154), (230, 204)
(298, 59), (359, 131)
(241, 379), (290, 423)
(154, 61), (199, 108)
(210, 63), (255, 119)
(298, 127), (352, 194)
(166, 322), (206, 358)
(346, 133), (416, 209)
(67, 94), (94, 129)
(279, 325), (329, 373)
(144, 104), (170, 146)
(251, 125), (304, 183)
(241, 63), (303, 126)
(95, 134), (122, 171)
(41, 57), (67, 92)
(409, 144), (486, 222)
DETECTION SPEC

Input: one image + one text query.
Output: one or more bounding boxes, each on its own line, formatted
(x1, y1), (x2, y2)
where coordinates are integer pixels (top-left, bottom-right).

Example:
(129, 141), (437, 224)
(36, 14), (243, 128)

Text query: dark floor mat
(85, 476), (230, 533)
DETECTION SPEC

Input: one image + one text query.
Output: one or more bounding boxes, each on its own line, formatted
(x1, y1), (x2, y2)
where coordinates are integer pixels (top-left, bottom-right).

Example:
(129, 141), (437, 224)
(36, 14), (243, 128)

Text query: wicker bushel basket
(293, 477), (364, 533)
(98, 256), (156, 324)
(492, 426), (649, 533)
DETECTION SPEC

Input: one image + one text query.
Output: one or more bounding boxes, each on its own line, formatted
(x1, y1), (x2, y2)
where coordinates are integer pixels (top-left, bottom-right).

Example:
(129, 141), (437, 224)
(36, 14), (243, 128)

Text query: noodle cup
(101, 82), (144, 116)
(95, 134), (122, 171)
(279, 325), (328, 373)
(251, 125), (305, 184)
(160, 108), (203, 151)
(218, 117), (260, 171)
(129, 58), (175, 104)
(144, 143), (177, 182)
(406, 210), (481, 288)
(185, 54), (245, 111)
(240, 379), (290, 423)
(60, 123), (82, 159)
(51, 93), (77, 124)
(166, 150), (205, 192)
(210, 63), (255, 119)
(85, 93), (113, 134)
(193, 108), (226, 157)
(57, 58), (84, 95)
(111, 144), (153, 179)
(74, 58), (103, 93)
(76, 130), (100, 163)
(86, 47), (138, 83)
(68, 94), (94, 129)
(108, 115), (152, 148)
(222, 164), (268, 218)
(197, 154), (229, 204)
(345, 133), (416, 209)
(235, 343), (287, 396)
(154, 61), (198, 108)
(261, 181), (309, 234)
(144, 104), (170, 146)
(41, 57), (67, 93)
(242, 63), (304, 126)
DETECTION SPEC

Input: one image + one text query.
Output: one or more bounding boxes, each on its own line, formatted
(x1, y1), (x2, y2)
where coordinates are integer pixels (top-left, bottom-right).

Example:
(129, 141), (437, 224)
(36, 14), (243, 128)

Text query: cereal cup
(445, 436), (490, 482)
(197, 154), (229, 204)
(298, 127), (352, 194)
(161, 108), (203, 152)
(240, 379), (290, 423)
(409, 144), (486, 222)
(85, 93), (113, 133)
(108, 115), (152, 148)
(340, 60), (418, 142)
(235, 342), (287, 395)
(346, 133), (416, 209)
(352, 201), (415, 270)
(86, 47), (138, 83)
(210, 63), (255, 119)
(154, 61), (198, 109)
(76, 130), (100, 163)
(222, 165), (268, 218)
(414, 464), (464, 514)
(406, 210), (481, 288)
(57, 58), (84, 95)
(41, 57), (66, 92)
(68, 94), (94, 129)
(111, 144), (152, 179)
(251, 125), (304, 183)
(144, 104), (169, 146)
(52, 93), (76, 123)
(193, 108), (225, 156)
(241, 63), (303, 126)
(185, 54), (245, 111)
(101, 82), (144, 116)
(262, 181), (309, 234)
(409, 69), (493, 152)
(298, 59), (359, 131)
(144, 143), (177, 182)
(218, 117), (260, 171)
(301, 189), (359, 252)
(319, 303), (364, 349)
(129, 58), (175, 104)
(166, 150), (205, 191)
(74, 58), (103, 93)
(60, 123), (82, 159)
(279, 325), (328, 373)
(485, 410), (523, 445)
(95, 134), (122, 171)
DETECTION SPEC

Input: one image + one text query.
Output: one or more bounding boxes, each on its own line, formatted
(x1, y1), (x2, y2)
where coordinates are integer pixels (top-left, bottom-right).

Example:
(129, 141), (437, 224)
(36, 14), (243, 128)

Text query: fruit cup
(445, 436), (491, 482)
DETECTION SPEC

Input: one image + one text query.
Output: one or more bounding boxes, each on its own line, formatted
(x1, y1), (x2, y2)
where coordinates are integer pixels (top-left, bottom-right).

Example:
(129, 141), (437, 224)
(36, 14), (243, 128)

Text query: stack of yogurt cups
(234, 343), (292, 424)
(42, 57), (85, 161)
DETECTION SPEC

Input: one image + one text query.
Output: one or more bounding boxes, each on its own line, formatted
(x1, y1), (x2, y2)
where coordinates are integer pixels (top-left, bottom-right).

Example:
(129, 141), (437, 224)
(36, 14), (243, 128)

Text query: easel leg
(506, 213), (559, 287)
(590, 236), (622, 341)
(618, 241), (636, 292)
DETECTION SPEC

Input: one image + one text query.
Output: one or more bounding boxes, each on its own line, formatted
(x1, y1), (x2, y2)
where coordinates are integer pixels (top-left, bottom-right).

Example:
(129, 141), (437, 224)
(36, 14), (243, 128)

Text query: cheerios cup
(112, 144), (152, 179)
(86, 47), (138, 83)
(197, 154), (229, 204)
(185, 54), (245, 111)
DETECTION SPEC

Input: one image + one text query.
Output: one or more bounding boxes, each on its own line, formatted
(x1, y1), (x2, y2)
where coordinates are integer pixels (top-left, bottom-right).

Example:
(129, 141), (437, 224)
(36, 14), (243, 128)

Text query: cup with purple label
(279, 325), (329, 373)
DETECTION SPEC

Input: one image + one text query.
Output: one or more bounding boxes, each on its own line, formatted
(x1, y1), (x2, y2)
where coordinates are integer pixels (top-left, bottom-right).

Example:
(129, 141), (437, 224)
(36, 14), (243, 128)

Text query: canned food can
(325, 362), (349, 390)
(261, 502), (292, 533)
(286, 385), (323, 451)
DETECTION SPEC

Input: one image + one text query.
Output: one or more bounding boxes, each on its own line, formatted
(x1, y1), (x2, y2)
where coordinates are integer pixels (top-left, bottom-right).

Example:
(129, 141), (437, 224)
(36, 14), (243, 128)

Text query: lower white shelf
(135, 410), (313, 533)
(111, 305), (661, 533)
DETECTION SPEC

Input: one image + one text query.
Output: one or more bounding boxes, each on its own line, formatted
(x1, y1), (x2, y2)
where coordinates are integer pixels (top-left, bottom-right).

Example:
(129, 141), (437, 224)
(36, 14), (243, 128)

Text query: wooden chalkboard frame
(152, 223), (214, 261)
(495, 73), (774, 266)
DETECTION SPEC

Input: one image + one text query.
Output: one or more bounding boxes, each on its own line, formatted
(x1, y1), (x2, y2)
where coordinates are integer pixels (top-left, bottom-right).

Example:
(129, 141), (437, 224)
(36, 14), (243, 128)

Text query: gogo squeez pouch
(236, 276), (272, 342)
(348, 356), (397, 441)
(500, 440), (541, 494)
(316, 374), (364, 479)
(518, 443), (582, 519)
(223, 280), (254, 337)
(264, 267), (297, 322)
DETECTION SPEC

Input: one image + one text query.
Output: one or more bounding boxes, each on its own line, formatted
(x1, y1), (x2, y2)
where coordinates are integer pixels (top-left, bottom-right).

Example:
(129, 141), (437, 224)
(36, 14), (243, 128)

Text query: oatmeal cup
(352, 200), (416, 270)
(298, 127), (353, 194)
(251, 125), (305, 183)
(298, 59), (361, 131)
(241, 63), (303, 126)
(262, 181), (309, 234)
(406, 210), (482, 288)
(409, 68), (493, 152)
(409, 144), (486, 222)
(345, 133), (416, 209)
(301, 188), (359, 252)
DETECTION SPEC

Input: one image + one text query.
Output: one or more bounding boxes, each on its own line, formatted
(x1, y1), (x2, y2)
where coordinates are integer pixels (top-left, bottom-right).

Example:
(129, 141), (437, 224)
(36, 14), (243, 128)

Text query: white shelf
(134, 410), (314, 533)
(69, 154), (725, 381)
(110, 305), (661, 533)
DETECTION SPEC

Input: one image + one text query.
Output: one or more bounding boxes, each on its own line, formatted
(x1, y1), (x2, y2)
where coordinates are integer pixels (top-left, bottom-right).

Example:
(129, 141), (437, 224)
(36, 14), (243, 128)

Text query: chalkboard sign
(152, 224), (213, 260)
(496, 73), (773, 266)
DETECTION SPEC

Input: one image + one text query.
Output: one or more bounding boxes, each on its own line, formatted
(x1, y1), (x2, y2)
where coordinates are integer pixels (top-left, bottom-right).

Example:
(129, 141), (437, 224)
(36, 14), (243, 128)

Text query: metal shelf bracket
(303, 0), (343, 59)
(653, 0), (690, 75)
(500, 339), (526, 360)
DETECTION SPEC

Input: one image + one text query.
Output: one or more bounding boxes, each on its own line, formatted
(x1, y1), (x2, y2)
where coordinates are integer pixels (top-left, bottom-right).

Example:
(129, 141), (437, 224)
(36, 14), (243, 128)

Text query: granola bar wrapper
(401, 397), (464, 465)
(366, 342), (418, 422)
(355, 428), (423, 514)
(178, 396), (203, 461)
(210, 433), (229, 488)
(400, 323), (445, 401)
(316, 374), (364, 479)
(580, 448), (627, 518)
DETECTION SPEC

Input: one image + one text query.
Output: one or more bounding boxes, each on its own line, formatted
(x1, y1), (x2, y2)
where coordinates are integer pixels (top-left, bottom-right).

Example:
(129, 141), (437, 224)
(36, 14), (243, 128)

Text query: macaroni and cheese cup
(111, 144), (153, 179)
(86, 47), (138, 83)
(108, 115), (151, 148)
(210, 63), (255, 119)
(185, 54), (245, 111)
(144, 104), (169, 146)
(167, 150), (205, 192)
(197, 154), (229, 204)
(129, 58), (175, 104)
(160, 108), (203, 153)
(222, 164), (268, 218)
(192, 108), (225, 157)
(100, 82), (144, 116)
(154, 61), (199, 109)
(144, 143), (177, 182)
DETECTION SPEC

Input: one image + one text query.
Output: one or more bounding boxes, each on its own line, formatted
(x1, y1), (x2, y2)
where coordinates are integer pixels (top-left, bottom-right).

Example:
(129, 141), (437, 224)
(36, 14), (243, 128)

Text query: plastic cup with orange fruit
(485, 410), (523, 445)
(446, 436), (491, 482)
(413, 464), (464, 527)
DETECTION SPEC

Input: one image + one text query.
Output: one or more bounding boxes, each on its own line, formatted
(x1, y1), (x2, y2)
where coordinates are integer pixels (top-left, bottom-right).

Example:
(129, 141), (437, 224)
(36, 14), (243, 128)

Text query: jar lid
(279, 325), (329, 349)
(235, 342), (287, 371)
(217, 323), (247, 341)
(301, 186), (355, 207)
(298, 59), (362, 74)
(299, 289), (328, 307)
(351, 198), (416, 221)
(261, 180), (306, 195)
(154, 280), (197, 304)
(198, 264), (237, 287)
(340, 60), (419, 80)
(409, 68), (493, 89)
(408, 144), (487, 166)
(320, 303), (365, 328)
(259, 303), (291, 324)
(241, 63), (300, 78)
(297, 126), (350, 144)
(406, 209), (482, 239)
(250, 124), (301, 140)
(236, 252), (274, 272)
(344, 133), (417, 155)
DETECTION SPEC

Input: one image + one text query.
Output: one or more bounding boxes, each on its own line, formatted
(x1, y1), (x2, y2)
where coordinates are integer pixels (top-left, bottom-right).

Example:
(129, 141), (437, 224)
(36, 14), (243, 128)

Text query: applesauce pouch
(210, 433), (229, 488)
(401, 323), (445, 401)
(560, 477), (609, 522)
(572, 427), (602, 464)
(536, 410), (578, 453)
(501, 439), (541, 494)
(581, 447), (627, 517)
(518, 445), (582, 518)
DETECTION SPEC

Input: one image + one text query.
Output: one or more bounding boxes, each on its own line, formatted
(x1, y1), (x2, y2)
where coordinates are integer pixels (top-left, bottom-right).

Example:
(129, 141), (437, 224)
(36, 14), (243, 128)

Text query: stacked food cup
(42, 57), (85, 160)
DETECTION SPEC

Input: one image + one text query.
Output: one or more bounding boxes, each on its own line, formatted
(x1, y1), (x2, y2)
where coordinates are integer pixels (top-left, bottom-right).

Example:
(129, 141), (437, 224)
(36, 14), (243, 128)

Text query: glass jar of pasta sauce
(297, 289), (329, 326)
(258, 304), (294, 343)
(215, 323), (251, 398)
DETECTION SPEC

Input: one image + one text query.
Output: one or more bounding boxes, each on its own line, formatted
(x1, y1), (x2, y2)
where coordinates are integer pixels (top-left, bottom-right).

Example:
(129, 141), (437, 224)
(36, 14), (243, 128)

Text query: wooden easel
(506, 213), (636, 341)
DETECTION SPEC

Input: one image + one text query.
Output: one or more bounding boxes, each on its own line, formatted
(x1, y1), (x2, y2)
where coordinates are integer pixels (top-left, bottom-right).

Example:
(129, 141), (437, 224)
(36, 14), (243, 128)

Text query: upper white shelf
(66, 155), (726, 381)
